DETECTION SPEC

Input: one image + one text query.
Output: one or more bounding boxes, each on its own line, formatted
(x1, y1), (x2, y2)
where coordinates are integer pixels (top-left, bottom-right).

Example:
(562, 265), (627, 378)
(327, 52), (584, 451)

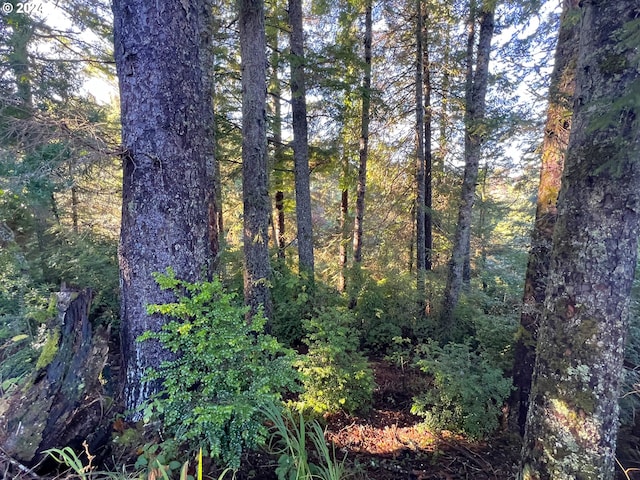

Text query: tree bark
(423, 7), (433, 273)
(415, 0), (426, 299)
(441, 0), (494, 329)
(267, 21), (286, 261)
(112, 0), (215, 417)
(519, 1), (640, 478)
(240, 0), (273, 321)
(510, 0), (579, 436)
(289, 0), (315, 277)
(352, 0), (372, 265)
(0, 290), (110, 468)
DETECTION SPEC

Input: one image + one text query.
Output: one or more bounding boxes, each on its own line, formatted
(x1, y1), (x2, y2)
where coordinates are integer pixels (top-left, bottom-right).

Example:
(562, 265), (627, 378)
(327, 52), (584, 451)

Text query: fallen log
(0, 288), (111, 472)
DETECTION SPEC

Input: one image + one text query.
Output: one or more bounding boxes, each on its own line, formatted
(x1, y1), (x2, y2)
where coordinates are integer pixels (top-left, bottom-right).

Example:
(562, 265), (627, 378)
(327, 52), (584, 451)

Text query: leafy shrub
(411, 341), (512, 439)
(296, 306), (373, 415)
(139, 270), (300, 468)
(271, 263), (315, 348)
(472, 313), (518, 372)
(350, 273), (418, 353)
(271, 262), (342, 348)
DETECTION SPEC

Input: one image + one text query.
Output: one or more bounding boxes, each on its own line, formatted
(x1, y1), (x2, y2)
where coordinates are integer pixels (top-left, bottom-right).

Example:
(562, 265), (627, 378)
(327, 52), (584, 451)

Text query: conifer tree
(113, 0), (215, 416)
(510, 0), (579, 435)
(240, 0), (273, 320)
(519, 1), (640, 477)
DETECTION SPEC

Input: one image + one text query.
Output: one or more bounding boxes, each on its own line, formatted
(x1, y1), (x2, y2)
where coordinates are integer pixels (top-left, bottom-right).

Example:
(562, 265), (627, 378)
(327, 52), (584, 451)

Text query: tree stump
(0, 289), (111, 470)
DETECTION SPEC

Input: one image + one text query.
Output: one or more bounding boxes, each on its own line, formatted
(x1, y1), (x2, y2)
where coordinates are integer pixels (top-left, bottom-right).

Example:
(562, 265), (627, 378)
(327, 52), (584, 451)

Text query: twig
(0, 447), (42, 480)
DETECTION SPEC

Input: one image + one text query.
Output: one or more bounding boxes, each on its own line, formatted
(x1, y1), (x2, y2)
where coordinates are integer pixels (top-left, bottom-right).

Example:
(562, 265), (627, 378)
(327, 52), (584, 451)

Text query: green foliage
(271, 262), (343, 348)
(35, 326), (59, 370)
(296, 306), (373, 415)
(271, 263), (316, 347)
(262, 401), (348, 480)
(472, 313), (518, 372)
(139, 270), (300, 469)
(45, 446), (95, 480)
(349, 272), (418, 353)
(411, 341), (512, 439)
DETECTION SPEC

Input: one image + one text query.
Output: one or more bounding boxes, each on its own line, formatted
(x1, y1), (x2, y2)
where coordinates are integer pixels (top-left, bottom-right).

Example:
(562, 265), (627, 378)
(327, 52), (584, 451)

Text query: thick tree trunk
(352, 0), (372, 265)
(288, 0), (315, 277)
(510, 0), (579, 436)
(441, 0), (494, 328)
(519, 1), (640, 478)
(112, 0), (214, 417)
(240, 0), (273, 321)
(0, 290), (110, 469)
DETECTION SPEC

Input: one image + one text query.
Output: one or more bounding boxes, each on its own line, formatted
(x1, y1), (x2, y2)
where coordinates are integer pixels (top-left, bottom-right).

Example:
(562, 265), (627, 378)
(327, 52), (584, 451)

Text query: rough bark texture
(0, 290), (110, 468)
(289, 0), (315, 277)
(352, 0), (372, 265)
(510, 0), (579, 436)
(112, 0), (214, 417)
(441, 1), (494, 328)
(240, 0), (273, 321)
(519, 1), (640, 478)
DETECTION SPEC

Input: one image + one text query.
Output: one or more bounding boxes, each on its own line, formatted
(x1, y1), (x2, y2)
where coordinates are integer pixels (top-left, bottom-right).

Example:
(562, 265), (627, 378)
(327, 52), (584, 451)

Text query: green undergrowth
(138, 269), (300, 469)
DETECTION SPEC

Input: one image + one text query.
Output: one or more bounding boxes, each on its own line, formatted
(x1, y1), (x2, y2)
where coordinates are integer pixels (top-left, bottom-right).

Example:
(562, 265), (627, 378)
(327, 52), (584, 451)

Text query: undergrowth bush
(296, 306), (373, 415)
(349, 272), (418, 353)
(139, 269), (300, 469)
(411, 340), (512, 439)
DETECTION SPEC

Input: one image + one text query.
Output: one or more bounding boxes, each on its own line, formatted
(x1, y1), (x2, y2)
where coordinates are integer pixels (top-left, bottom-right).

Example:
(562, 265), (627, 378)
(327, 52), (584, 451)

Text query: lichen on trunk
(519, 1), (640, 478)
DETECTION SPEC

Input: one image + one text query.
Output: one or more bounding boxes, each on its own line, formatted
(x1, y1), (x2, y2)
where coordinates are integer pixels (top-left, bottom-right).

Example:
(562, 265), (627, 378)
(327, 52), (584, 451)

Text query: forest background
(1, 0), (640, 478)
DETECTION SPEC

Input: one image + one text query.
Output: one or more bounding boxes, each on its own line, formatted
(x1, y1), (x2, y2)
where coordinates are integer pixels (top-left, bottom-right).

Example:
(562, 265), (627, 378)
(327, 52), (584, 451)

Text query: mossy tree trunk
(510, 0), (580, 436)
(519, 1), (640, 478)
(112, 0), (215, 418)
(0, 290), (110, 469)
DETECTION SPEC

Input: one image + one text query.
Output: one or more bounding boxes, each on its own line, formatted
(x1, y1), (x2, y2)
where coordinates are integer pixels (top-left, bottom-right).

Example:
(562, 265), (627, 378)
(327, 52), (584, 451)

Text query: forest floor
(321, 360), (522, 480)
(7, 358), (640, 479)
(233, 359), (522, 480)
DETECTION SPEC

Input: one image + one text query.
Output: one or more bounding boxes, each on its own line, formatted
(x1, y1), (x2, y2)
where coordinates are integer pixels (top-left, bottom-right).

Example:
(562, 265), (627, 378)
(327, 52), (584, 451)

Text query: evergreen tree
(441, 0), (496, 329)
(519, 1), (640, 477)
(289, 0), (315, 278)
(240, 0), (273, 320)
(112, 0), (215, 417)
(510, 0), (580, 435)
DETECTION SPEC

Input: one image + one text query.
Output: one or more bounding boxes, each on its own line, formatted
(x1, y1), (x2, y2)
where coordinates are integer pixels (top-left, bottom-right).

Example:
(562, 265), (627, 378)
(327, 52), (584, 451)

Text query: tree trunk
(112, 0), (214, 417)
(352, 0), (372, 265)
(510, 0), (579, 436)
(423, 6), (433, 273)
(0, 290), (110, 469)
(240, 0), (273, 321)
(519, 2), (640, 478)
(268, 23), (286, 261)
(338, 154), (349, 293)
(415, 0), (426, 300)
(289, 0), (315, 277)
(441, 0), (494, 328)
